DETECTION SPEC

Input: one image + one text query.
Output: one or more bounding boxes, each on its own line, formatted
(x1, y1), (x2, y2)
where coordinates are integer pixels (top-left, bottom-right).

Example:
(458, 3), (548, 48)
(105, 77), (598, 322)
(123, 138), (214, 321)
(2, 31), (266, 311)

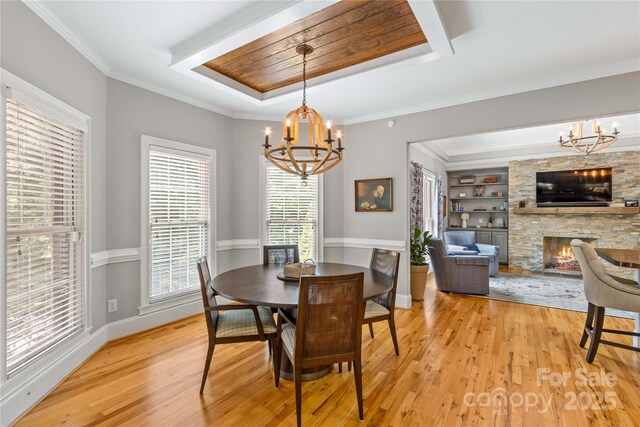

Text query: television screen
(536, 168), (612, 206)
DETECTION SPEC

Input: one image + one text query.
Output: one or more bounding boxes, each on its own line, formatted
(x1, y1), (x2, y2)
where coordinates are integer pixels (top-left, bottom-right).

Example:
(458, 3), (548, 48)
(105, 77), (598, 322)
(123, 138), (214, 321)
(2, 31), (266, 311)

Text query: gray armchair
(427, 239), (490, 295)
(444, 231), (499, 277)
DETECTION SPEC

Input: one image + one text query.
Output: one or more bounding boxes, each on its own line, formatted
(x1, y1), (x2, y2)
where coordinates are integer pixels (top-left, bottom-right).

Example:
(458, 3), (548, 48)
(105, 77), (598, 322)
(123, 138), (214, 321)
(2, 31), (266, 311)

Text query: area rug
(478, 272), (635, 319)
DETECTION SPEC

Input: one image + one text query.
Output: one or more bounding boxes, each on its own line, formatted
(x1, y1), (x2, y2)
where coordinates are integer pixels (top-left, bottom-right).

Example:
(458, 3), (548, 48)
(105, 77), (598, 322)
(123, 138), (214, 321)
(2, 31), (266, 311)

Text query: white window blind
(148, 149), (210, 302)
(265, 164), (318, 261)
(5, 98), (85, 377)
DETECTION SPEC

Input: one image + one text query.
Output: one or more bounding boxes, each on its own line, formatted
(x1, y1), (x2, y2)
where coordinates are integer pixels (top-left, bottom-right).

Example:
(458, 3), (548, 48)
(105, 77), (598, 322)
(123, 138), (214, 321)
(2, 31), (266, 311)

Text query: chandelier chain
(302, 50), (307, 106)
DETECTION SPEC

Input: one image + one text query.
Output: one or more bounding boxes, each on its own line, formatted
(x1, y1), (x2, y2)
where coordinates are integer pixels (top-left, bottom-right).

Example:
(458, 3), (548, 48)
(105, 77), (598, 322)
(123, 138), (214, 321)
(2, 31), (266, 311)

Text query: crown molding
(343, 60), (640, 125)
(411, 142), (449, 166)
(22, 0), (112, 75)
(22, 0), (640, 127)
(443, 143), (640, 171)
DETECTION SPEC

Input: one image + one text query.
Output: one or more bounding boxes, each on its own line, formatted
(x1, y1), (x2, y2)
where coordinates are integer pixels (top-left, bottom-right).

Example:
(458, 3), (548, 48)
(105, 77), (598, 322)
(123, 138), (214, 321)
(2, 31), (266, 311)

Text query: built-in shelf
(450, 197), (507, 201)
(450, 182), (508, 187)
(450, 210), (508, 213)
(449, 172), (509, 177)
(447, 227), (509, 232)
(448, 167), (510, 264)
(514, 206), (640, 215)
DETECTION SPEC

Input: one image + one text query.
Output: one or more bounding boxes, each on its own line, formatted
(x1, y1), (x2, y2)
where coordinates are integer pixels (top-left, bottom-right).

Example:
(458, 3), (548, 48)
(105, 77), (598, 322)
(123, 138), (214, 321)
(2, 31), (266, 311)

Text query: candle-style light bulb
(264, 126), (271, 147)
(337, 130), (342, 150)
(326, 120), (332, 141)
(285, 119), (291, 139)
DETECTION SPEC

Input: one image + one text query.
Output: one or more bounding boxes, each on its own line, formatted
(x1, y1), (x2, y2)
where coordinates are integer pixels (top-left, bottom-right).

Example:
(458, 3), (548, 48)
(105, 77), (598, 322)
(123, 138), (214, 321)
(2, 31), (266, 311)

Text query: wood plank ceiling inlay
(202, 0), (427, 93)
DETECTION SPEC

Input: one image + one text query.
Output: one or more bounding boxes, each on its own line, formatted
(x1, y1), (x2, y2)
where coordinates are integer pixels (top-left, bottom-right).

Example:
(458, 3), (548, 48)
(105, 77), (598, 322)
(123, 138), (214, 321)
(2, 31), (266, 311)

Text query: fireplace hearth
(543, 236), (596, 276)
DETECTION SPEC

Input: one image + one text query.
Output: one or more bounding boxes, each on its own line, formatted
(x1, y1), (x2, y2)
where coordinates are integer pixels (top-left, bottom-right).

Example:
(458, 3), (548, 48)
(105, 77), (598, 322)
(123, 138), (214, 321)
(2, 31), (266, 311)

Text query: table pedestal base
(279, 355), (332, 381)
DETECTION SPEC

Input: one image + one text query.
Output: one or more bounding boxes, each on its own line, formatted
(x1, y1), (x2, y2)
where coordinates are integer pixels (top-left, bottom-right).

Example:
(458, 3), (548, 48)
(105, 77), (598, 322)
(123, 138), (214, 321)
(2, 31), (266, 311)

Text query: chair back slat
(370, 248), (400, 308)
(197, 257), (218, 333)
(263, 244), (300, 265)
(296, 273), (364, 362)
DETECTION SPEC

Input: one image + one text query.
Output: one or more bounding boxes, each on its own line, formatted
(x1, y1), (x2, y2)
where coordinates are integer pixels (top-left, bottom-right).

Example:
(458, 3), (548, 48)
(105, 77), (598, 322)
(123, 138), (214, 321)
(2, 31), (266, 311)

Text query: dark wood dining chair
(274, 273), (365, 426)
(263, 244), (300, 265)
(364, 248), (401, 355)
(197, 257), (278, 394)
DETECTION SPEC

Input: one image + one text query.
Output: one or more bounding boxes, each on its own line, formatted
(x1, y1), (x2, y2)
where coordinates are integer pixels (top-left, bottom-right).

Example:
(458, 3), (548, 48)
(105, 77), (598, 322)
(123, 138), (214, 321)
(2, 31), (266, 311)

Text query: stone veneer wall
(509, 151), (640, 279)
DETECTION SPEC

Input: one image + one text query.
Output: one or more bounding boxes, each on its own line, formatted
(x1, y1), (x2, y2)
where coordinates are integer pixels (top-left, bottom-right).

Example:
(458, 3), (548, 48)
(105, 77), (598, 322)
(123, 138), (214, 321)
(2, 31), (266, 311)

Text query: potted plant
(410, 228), (432, 301)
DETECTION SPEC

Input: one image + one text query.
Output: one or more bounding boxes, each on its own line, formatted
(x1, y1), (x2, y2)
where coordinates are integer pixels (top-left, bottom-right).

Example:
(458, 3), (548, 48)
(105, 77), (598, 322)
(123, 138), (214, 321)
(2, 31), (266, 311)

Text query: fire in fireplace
(543, 236), (596, 273)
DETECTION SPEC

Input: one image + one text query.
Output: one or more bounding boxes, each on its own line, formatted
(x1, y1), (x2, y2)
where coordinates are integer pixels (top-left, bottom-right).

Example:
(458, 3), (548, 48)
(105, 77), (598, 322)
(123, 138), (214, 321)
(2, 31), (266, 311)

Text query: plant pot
(410, 264), (430, 301)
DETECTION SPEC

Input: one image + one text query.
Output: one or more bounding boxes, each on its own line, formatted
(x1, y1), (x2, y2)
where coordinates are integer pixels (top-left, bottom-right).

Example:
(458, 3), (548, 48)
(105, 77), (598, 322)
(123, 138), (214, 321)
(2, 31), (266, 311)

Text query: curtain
(436, 174), (444, 237)
(410, 162), (424, 232)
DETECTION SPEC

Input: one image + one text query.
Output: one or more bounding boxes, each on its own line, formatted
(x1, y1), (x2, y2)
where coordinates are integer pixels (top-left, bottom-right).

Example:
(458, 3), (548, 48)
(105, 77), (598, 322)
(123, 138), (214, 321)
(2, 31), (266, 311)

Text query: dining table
(594, 248), (640, 347)
(210, 262), (394, 380)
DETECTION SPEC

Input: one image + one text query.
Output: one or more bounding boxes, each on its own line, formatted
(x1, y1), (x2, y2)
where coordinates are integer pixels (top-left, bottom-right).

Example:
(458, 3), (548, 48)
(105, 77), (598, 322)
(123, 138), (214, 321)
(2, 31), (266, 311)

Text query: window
(141, 136), (214, 309)
(423, 173), (437, 237)
(263, 162), (321, 261)
(3, 85), (88, 378)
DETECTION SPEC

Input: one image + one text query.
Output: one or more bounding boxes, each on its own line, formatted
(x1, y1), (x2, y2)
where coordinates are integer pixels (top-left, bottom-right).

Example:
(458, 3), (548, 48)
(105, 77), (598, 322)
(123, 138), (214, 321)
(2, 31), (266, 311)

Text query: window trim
(259, 156), (323, 264)
(0, 68), (92, 385)
(424, 172), (437, 237)
(140, 135), (216, 315)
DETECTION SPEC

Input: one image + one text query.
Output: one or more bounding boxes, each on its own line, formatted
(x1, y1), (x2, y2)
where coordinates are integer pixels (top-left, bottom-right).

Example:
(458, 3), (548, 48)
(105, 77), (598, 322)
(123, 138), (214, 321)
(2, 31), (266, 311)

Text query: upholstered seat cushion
(281, 322), (297, 354)
(364, 300), (390, 319)
(215, 306), (277, 338)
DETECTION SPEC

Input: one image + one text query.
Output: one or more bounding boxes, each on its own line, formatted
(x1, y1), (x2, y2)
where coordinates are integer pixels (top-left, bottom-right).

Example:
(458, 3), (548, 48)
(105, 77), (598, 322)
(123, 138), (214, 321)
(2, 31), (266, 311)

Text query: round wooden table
(210, 262), (394, 380)
(595, 248), (640, 347)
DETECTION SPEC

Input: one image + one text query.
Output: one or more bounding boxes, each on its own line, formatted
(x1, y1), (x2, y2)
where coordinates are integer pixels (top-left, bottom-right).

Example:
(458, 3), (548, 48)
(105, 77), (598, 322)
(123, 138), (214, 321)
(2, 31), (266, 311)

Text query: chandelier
(263, 44), (343, 181)
(558, 120), (619, 156)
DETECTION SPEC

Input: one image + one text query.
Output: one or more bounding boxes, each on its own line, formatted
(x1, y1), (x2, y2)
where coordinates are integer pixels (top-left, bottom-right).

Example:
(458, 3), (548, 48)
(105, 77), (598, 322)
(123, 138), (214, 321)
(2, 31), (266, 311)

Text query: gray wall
(343, 72), (640, 301)
(1, 1), (108, 330)
(2, 0), (640, 320)
(105, 78), (234, 322)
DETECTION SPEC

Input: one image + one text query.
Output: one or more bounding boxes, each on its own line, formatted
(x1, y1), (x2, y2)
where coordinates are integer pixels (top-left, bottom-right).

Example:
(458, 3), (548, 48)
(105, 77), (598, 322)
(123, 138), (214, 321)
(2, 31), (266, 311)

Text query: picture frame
(355, 178), (393, 212)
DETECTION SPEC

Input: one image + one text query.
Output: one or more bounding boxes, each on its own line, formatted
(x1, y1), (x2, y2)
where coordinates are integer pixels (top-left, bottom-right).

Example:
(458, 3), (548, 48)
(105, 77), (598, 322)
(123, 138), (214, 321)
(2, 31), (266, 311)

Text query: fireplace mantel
(514, 206), (640, 215)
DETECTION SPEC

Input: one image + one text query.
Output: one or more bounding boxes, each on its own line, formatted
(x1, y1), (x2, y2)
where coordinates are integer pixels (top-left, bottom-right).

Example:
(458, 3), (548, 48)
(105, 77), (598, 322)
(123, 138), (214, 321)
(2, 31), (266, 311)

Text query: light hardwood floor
(16, 277), (639, 426)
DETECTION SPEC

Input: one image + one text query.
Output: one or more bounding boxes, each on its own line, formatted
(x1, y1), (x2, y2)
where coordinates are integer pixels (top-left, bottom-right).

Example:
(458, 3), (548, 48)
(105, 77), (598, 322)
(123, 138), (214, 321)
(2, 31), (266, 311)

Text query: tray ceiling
(201, 0), (427, 93)
(22, 1), (640, 122)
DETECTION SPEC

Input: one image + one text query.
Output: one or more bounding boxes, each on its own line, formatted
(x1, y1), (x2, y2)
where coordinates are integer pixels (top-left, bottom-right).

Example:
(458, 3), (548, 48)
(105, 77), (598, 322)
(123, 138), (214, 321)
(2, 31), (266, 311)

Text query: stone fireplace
(543, 236), (595, 275)
(508, 151), (640, 280)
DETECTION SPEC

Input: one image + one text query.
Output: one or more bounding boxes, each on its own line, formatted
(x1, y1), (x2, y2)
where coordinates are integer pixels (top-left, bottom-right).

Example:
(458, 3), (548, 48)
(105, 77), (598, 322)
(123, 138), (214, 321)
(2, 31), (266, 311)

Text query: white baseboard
(109, 300), (200, 340)
(395, 293), (412, 309)
(1, 326), (108, 427)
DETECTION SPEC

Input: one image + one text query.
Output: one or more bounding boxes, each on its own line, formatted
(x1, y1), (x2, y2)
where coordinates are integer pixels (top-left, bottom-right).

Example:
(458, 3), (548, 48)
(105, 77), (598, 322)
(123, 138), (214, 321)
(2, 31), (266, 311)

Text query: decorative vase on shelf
(461, 212), (470, 229)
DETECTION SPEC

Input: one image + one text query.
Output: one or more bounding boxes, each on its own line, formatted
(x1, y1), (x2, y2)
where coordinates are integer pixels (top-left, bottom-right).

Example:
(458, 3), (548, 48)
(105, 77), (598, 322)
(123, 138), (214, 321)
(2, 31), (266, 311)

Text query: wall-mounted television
(536, 168), (612, 207)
